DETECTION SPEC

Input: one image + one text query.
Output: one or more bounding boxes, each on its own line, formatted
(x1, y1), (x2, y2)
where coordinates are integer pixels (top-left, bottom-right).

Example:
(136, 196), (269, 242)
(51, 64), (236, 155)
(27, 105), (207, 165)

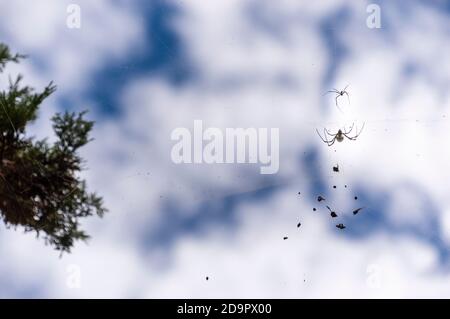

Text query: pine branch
(0, 43), (107, 253)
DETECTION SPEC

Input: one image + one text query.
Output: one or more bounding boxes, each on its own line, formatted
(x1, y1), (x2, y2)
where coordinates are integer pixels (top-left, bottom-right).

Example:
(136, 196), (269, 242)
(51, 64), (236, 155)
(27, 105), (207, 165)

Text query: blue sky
(0, 0), (450, 298)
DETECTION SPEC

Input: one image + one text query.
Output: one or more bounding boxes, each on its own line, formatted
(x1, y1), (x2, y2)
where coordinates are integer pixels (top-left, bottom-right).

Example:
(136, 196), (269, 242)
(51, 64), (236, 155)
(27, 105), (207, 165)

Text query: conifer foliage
(0, 43), (106, 253)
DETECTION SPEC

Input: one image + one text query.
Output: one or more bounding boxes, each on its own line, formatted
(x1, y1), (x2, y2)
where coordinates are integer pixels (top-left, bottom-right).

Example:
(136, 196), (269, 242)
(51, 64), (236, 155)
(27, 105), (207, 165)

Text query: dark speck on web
(297, 222), (301, 228)
(283, 236), (288, 240)
(326, 205), (337, 218)
(313, 208), (317, 211)
(353, 207), (364, 215)
(333, 185), (337, 189)
(354, 196), (358, 200)
(206, 276), (209, 281)
(336, 224), (346, 230)
(317, 195), (325, 202)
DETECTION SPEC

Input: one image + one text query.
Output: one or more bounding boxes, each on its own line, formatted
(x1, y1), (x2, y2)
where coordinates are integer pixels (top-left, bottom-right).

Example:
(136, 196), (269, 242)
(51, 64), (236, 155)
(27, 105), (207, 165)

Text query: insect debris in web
(353, 207), (365, 215)
(326, 205), (338, 218)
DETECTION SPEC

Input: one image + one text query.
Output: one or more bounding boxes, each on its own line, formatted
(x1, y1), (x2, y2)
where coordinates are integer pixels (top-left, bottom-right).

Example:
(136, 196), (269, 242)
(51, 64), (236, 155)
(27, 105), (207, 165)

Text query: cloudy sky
(0, 0), (450, 298)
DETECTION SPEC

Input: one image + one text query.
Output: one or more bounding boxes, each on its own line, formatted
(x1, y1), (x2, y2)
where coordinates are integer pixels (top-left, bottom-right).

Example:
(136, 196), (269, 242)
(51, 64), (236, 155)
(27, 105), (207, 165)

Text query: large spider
(325, 85), (350, 112)
(316, 122), (365, 147)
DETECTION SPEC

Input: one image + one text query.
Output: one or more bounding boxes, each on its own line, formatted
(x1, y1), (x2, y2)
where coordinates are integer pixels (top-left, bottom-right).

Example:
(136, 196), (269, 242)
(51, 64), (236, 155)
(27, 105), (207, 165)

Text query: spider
(316, 122), (365, 147)
(325, 85), (350, 112)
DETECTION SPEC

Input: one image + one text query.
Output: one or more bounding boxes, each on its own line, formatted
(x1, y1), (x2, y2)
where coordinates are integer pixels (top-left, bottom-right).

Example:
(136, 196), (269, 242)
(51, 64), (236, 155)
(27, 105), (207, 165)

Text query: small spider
(316, 123), (365, 147)
(325, 85), (350, 112)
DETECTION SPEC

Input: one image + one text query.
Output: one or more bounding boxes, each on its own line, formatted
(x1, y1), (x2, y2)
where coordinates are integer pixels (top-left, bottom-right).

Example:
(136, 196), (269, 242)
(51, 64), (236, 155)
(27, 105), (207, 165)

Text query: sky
(0, 0), (450, 298)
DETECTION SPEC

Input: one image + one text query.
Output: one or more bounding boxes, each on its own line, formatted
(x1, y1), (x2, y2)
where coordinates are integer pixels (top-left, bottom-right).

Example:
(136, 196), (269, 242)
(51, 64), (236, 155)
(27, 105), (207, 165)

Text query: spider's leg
(323, 89), (339, 96)
(316, 128), (329, 144)
(342, 132), (357, 140)
(343, 91), (350, 105)
(323, 128), (332, 145)
(335, 95), (344, 113)
(324, 127), (334, 136)
(343, 123), (365, 141)
(343, 84), (349, 91)
(354, 122), (365, 138)
(344, 122), (355, 135)
(322, 128), (338, 146)
(315, 128), (324, 142)
(323, 128), (335, 147)
(328, 136), (336, 146)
